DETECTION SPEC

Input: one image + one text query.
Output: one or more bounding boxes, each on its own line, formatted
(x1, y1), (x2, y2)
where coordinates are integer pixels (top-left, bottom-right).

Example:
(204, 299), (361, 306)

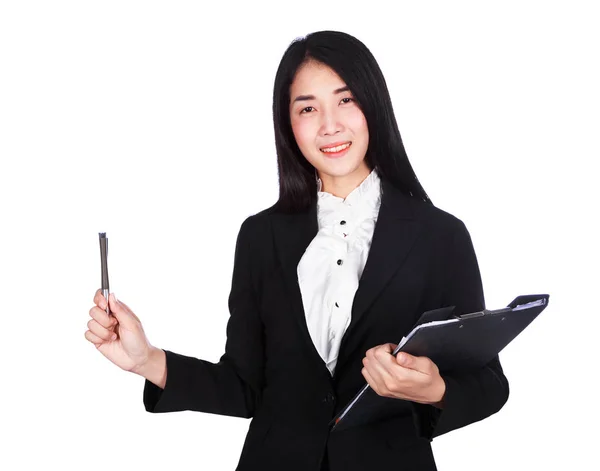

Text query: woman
(85, 31), (509, 471)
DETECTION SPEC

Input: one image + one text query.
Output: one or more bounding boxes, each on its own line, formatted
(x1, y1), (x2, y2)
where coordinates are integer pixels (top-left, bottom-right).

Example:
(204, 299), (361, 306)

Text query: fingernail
(111, 333), (117, 341)
(397, 353), (405, 364)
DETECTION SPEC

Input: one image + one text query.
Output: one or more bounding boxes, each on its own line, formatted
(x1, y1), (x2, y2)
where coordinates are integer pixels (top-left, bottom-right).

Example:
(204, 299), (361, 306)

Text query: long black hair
(272, 30), (432, 213)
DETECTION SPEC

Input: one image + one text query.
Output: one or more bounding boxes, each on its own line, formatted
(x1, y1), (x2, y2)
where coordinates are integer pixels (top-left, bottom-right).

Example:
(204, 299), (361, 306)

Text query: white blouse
(297, 169), (382, 376)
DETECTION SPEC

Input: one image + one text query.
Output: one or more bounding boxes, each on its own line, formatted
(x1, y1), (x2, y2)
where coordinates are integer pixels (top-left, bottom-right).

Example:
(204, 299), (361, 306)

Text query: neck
(319, 164), (372, 199)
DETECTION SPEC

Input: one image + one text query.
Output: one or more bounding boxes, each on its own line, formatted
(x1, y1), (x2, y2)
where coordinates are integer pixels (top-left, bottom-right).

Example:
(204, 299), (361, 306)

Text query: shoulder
(404, 197), (479, 259)
(409, 197), (469, 234)
(380, 178), (469, 235)
(235, 202), (278, 242)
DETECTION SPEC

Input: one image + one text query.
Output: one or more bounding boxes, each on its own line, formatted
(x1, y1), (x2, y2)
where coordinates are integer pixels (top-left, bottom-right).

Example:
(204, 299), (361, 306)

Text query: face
(289, 61), (370, 191)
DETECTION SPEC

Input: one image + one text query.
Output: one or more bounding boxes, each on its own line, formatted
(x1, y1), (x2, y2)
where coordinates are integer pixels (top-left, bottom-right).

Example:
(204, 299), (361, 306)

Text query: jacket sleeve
(411, 218), (510, 439)
(143, 216), (265, 418)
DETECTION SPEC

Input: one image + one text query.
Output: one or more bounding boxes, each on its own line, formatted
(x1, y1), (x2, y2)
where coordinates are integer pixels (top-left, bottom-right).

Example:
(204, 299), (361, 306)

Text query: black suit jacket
(143, 177), (509, 471)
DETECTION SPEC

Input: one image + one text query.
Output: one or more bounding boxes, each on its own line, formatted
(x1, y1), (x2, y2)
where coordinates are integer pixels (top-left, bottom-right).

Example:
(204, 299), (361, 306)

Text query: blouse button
(337, 259), (343, 266)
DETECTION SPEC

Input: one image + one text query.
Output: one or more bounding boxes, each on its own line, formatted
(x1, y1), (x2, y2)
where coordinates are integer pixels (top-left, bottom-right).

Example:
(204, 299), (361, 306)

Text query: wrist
(429, 376), (446, 409)
(131, 346), (164, 379)
(133, 346), (167, 388)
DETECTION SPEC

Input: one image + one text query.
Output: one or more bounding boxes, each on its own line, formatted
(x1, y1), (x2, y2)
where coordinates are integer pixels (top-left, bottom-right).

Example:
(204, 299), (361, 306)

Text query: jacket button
(340, 220), (346, 225)
(324, 393), (335, 403)
(337, 259), (343, 266)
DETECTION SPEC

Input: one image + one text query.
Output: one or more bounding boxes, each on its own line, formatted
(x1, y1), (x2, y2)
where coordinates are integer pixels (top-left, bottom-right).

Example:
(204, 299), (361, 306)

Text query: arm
(143, 216), (266, 418)
(135, 346), (167, 389)
(412, 219), (510, 439)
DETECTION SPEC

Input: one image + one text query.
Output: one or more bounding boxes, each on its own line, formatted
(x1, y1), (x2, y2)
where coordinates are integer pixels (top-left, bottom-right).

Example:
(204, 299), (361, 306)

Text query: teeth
(321, 142), (351, 153)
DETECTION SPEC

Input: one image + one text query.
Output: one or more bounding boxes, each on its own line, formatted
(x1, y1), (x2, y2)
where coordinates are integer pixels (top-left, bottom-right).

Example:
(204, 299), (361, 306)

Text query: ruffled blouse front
(297, 169), (382, 375)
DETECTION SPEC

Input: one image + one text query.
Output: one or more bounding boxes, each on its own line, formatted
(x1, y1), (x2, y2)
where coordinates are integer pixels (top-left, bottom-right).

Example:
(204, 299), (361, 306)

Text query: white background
(1, 1), (598, 469)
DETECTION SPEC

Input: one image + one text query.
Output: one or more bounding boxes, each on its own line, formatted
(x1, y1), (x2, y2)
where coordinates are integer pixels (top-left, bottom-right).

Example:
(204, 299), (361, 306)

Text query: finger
(87, 318), (117, 341)
(367, 346), (421, 392)
(382, 343), (396, 354)
(370, 354), (396, 387)
(361, 366), (377, 392)
(85, 329), (105, 346)
(93, 289), (108, 310)
(396, 353), (434, 374)
(362, 365), (397, 399)
(89, 305), (117, 329)
(88, 318), (116, 341)
(370, 344), (400, 375)
(363, 351), (394, 391)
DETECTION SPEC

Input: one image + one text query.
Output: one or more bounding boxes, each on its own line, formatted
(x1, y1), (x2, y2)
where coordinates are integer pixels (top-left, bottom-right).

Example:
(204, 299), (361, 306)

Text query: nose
(319, 107), (343, 136)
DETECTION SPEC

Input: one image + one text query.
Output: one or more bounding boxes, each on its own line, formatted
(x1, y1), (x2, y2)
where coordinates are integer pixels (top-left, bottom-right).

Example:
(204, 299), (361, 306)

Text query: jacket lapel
(271, 199), (329, 378)
(334, 180), (421, 374)
(270, 177), (422, 379)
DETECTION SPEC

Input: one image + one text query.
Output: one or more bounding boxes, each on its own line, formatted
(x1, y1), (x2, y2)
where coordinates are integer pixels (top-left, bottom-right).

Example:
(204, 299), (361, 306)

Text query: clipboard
(329, 293), (550, 432)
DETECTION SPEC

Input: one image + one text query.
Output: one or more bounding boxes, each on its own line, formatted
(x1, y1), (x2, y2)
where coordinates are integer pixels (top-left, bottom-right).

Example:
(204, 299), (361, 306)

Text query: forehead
(290, 61), (346, 95)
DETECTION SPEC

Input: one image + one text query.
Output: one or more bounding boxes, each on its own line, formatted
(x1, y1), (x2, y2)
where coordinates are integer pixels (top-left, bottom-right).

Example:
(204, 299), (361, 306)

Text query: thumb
(396, 352), (411, 367)
(108, 293), (138, 328)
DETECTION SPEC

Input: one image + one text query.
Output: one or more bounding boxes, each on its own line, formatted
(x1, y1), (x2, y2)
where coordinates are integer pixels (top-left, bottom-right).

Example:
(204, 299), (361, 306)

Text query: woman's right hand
(85, 290), (154, 374)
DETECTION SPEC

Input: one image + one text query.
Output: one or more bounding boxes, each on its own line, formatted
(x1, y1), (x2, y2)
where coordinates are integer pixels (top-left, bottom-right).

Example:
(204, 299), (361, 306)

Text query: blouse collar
(316, 168), (381, 204)
(316, 168), (382, 219)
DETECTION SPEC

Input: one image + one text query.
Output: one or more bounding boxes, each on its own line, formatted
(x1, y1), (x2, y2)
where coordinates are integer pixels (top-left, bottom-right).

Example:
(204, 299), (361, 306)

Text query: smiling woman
(289, 61), (371, 195)
(85, 30), (509, 471)
(271, 31), (431, 214)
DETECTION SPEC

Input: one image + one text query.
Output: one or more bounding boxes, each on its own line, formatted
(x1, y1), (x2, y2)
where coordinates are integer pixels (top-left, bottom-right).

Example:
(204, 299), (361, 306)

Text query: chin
(318, 156), (367, 177)
(322, 164), (362, 177)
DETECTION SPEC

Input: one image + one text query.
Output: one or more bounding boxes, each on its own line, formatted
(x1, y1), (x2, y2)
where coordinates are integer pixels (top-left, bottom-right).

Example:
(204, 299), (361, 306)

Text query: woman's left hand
(361, 343), (446, 407)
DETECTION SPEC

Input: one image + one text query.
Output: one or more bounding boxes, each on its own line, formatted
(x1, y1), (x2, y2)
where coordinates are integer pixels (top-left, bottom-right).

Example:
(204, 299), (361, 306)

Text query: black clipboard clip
(456, 307), (512, 319)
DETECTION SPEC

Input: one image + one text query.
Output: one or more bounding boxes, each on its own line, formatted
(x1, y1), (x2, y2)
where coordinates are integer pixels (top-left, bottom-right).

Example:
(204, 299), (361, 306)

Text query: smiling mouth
(320, 142), (352, 153)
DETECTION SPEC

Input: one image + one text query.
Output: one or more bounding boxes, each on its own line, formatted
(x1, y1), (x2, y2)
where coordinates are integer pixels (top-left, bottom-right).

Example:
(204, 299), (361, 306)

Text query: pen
(99, 232), (110, 315)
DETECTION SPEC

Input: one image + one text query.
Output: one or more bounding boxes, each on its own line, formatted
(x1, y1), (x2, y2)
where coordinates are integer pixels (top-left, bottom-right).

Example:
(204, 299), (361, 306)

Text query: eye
(300, 106), (315, 114)
(340, 97), (354, 104)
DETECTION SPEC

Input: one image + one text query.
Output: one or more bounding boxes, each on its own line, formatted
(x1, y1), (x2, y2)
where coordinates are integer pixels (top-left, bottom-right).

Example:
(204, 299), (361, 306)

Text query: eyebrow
(292, 86), (351, 103)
